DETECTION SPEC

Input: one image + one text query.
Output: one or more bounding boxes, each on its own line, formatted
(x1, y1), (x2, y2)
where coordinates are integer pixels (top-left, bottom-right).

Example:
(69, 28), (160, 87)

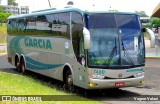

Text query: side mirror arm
(83, 27), (91, 49)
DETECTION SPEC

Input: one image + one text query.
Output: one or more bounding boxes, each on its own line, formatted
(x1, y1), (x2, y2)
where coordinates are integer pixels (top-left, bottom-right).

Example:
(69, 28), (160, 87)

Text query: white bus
(7, 7), (145, 90)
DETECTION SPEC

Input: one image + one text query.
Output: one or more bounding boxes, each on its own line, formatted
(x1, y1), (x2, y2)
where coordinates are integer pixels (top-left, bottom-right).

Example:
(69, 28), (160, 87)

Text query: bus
(7, 7), (145, 90)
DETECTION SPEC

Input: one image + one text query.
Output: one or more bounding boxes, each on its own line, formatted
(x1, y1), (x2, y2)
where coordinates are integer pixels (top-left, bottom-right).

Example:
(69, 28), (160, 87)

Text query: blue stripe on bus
(25, 56), (63, 70)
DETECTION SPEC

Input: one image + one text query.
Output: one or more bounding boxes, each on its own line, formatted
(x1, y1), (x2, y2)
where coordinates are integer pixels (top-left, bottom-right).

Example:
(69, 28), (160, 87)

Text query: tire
(19, 58), (25, 74)
(65, 69), (74, 91)
(15, 56), (20, 72)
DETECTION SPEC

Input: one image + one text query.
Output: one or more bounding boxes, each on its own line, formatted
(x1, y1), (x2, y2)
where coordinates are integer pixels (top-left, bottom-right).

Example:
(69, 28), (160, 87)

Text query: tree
(8, 0), (15, 5)
(0, 6), (5, 13)
(151, 17), (160, 28)
(135, 10), (149, 17)
(0, 13), (11, 25)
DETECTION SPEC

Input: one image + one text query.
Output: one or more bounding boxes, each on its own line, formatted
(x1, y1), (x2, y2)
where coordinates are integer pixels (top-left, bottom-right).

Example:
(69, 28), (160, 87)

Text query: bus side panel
(7, 35), (90, 89)
(7, 35), (17, 66)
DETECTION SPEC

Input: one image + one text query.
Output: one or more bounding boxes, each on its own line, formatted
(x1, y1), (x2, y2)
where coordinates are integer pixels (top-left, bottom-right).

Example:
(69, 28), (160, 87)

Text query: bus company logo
(126, 68), (143, 72)
(118, 73), (122, 78)
(24, 37), (52, 50)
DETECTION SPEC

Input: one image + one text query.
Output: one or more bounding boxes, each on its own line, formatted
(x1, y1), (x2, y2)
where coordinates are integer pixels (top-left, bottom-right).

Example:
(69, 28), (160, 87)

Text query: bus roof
(8, 7), (137, 20)
(8, 7), (84, 19)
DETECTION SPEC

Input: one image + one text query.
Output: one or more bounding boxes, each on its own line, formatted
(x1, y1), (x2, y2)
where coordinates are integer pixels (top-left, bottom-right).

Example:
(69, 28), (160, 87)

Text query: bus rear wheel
(15, 56), (20, 72)
(65, 70), (74, 91)
(19, 58), (26, 74)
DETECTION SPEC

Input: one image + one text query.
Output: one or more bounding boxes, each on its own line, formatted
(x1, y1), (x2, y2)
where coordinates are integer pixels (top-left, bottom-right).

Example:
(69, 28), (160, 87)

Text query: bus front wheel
(65, 70), (74, 91)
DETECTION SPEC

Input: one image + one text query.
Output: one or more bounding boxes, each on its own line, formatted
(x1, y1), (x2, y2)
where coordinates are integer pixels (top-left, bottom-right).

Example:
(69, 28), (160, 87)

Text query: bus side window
(71, 12), (84, 64)
(25, 16), (36, 35)
(45, 13), (70, 38)
(56, 13), (70, 39)
(36, 15), (47, 35)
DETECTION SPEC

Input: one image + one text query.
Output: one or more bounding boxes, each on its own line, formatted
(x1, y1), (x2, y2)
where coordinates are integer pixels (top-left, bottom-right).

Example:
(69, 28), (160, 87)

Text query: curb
(145, 57), (160, 59)
(0, 44), (7, 46)
(0, 53), (7, 56)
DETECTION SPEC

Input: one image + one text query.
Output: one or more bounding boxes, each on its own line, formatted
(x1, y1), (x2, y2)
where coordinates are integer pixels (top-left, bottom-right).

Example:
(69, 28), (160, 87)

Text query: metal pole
(48, 0), (51, 8)
(155, 34), (158, 56)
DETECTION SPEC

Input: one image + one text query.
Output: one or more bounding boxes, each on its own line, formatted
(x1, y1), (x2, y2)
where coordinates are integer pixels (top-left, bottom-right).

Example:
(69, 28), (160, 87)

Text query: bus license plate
(115, 82), (125, 87)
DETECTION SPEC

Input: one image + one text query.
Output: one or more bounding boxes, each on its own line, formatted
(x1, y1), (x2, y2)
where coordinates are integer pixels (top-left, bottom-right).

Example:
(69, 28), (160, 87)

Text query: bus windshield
(85, 13), (145, 68)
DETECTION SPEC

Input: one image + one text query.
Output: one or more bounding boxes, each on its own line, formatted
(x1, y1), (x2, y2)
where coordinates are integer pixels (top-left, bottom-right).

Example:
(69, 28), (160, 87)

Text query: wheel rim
(67, 75), (73, 86)
(21, 63), (25, 73)
(16, 61), (20, 72)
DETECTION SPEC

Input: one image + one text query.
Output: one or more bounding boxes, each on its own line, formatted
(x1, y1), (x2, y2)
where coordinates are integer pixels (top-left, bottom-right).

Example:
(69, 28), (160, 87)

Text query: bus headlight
(134, 72), (144, 77)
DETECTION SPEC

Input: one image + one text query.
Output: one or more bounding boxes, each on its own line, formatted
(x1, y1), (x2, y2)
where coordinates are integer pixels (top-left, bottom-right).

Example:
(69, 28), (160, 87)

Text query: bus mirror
(142, 28), (146, 33)
(83, 27), (91, 49)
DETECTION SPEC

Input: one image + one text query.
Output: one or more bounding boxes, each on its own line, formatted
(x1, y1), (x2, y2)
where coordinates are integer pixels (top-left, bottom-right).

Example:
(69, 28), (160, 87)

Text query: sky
(1, 0), (159, 16)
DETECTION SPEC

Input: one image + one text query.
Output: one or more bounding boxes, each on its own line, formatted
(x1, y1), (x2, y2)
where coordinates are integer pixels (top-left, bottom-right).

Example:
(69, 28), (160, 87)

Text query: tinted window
(36, 15), (48, 35)
(71, 12), (84, 63)
(8, 18), (26, 35)
(25, 16), (36, 35)
(85, 13), (144, 68)
(7, 19), (14, 34)
(17, 18), (26, 34)
(87, 13), (116, 29)
(8, 12), (71, 38)
(34, 13), (71, 38)
(116, 14), (141, 29)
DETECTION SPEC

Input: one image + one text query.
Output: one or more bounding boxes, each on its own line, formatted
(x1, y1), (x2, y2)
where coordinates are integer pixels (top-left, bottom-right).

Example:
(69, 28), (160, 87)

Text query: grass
(0, 23), (7, 34)
(0, 23), (7, 44)
(0, 72), (101, 104)
(0, 50), (6, 53)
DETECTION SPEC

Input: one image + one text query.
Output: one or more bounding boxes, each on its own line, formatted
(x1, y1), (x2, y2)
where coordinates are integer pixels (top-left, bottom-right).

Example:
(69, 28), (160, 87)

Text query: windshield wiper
(108, 46), (117, 65)
(121, 40), (135, 66)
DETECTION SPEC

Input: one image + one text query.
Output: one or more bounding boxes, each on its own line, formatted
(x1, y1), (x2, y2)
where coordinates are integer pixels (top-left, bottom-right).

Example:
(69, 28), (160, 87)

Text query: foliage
(0, 49), (6, 53)
(0, 23), (7, 34)
(8, 0), (15, 5)
(0, 13), (11, 24)
(142, 24), (152, 29)
(0, 23), (7, 43)
(135, 10), (149, 17)
(151, 17), (160, 28)
(8, 0), (18, 6)
(0, 5), (5, 13)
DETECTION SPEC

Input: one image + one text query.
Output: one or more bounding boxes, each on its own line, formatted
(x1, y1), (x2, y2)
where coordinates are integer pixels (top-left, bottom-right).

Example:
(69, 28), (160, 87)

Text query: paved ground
(145, 39), (160, 57)
(0, 54), (160, 104)
(0, 45), (6, 50)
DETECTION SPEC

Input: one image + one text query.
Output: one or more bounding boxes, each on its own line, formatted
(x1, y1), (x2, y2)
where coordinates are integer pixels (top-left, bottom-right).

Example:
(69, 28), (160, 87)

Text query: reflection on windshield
(86, 13), (145, 68)
(88, 28), (120, 66)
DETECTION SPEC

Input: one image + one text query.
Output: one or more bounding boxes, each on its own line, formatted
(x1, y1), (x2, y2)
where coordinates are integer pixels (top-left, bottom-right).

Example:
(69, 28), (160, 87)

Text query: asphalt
(145, 37), (160, 58)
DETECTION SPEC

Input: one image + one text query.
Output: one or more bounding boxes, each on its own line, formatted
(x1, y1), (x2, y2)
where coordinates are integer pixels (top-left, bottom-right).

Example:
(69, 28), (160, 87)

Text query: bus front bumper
(86, 76), (144, 89)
